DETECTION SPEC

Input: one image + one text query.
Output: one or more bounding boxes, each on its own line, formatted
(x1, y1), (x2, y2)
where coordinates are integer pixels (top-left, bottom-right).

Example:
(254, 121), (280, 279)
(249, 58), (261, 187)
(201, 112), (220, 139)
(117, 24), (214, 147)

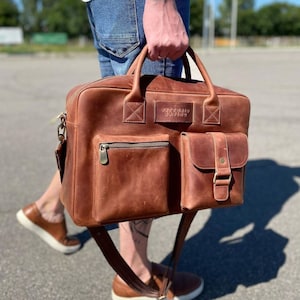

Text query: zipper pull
(100, 144), (109, 165)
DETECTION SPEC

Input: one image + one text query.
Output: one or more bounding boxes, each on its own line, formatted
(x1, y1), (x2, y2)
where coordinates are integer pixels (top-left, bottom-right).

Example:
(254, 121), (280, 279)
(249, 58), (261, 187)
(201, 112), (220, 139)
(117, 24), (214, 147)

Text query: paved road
(1, 48), (299, 299)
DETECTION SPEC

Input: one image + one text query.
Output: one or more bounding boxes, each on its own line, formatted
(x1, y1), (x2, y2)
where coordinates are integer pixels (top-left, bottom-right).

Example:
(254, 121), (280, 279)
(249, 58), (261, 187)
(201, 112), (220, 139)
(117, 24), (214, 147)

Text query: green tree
(237, 8), (257, 36)
(18, 0), (90, 38)
(190, 0), (204, 36)
(0, 0), (20, 26)
(39, 0), (90, 38)
(19, 0), (40, 33)
(216, 0), (255, 36)
(256, 3), (300, 36)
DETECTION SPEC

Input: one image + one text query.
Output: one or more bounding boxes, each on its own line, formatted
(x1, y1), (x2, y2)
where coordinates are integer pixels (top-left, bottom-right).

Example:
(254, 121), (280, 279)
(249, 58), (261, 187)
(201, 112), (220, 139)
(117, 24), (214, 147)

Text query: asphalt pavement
(0, 47), (299, 299)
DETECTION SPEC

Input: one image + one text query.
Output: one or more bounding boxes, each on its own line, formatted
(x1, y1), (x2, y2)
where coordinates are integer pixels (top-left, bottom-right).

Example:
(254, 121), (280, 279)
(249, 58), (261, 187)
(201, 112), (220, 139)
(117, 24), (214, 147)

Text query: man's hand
(143, 0), (189, 61)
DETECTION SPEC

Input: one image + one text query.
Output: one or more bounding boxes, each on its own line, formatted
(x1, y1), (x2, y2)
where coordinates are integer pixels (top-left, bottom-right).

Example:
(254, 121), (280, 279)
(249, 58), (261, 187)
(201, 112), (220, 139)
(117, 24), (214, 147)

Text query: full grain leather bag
(57, 46), (250, 297)
(58, 46), (250, 227)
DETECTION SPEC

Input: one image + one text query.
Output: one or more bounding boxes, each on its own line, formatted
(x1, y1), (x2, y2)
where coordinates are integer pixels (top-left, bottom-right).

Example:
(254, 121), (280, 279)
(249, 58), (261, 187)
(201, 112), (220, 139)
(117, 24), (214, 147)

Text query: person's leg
(87, 2), (203, 299)
(119, 220), (153, 282)
(87, 0), (188, 78)
(35, 170), (64, 223)
(86, 0), (154, 282)
(16, 170), (81, 254)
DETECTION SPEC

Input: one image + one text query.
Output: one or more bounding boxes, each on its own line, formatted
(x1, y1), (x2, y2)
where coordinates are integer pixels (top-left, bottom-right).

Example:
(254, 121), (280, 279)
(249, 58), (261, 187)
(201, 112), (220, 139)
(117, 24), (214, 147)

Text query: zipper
(99, 141), (169, 165)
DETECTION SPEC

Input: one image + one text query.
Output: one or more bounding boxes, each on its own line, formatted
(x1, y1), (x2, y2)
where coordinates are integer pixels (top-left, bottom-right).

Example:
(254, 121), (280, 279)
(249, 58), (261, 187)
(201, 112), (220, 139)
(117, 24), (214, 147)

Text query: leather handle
(123, 45), (220, 125)
(126, 51), (191, 80)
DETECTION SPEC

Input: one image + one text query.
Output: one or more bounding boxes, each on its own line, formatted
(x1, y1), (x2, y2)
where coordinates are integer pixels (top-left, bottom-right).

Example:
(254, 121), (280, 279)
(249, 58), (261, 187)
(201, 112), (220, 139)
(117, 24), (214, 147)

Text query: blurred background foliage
(0, 0), (299, 51)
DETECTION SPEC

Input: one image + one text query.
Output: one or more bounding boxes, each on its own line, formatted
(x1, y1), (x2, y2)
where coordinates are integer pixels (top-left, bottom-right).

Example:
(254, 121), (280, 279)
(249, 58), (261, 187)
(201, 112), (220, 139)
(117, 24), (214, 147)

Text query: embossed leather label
(155, 102), (193, 123)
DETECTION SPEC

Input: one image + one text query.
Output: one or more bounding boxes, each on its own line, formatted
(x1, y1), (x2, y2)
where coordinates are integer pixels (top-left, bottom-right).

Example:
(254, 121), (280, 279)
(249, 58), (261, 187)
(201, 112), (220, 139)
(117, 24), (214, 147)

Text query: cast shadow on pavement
(163, 159), (300, 299)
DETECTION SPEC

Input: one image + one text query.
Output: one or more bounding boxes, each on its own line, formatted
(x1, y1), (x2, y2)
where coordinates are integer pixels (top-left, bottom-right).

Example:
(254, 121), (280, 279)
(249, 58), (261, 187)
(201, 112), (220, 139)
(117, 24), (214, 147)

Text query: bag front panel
(61, 74), (250, 226)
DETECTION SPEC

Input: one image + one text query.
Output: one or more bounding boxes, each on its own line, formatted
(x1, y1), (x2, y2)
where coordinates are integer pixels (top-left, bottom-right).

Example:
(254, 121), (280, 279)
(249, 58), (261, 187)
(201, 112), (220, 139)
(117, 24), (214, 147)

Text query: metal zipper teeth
(99, 141), (169, 165)
(101, 141), (169, 149)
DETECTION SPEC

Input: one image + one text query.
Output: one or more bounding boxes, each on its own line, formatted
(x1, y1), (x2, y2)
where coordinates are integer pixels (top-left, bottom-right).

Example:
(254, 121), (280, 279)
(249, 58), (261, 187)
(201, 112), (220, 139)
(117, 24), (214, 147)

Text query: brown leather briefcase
(56, 46), (250, 297)
(58, 46), (250, 227)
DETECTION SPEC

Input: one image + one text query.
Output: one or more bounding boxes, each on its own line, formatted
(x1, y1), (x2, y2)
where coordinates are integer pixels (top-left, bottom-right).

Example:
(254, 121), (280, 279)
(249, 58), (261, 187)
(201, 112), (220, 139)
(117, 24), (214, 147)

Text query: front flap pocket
(181, 132), (248, 211)
(93, 134), (170, 224)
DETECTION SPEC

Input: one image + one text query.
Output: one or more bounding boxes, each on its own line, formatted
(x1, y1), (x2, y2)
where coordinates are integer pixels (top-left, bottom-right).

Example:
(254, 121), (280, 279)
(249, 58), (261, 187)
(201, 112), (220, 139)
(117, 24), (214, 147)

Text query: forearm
(145, 0), (177, 9)
(143, 0), (189, 61)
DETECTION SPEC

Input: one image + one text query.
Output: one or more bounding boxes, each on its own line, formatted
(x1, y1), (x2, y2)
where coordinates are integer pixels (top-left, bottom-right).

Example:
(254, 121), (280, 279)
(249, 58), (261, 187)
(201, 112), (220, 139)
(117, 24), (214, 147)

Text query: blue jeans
(86, 0), (190, 78)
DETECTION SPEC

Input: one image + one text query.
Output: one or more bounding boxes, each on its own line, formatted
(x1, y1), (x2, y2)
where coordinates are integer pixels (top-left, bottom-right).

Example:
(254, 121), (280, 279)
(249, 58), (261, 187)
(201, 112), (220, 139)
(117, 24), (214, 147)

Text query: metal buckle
(213, 173), (232, 184)
(57, 112), (67, 142)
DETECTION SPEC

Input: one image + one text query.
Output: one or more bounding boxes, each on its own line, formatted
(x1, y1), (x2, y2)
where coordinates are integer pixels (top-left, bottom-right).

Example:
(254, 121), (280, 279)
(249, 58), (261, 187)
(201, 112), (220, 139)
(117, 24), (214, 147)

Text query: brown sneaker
(16, 203), (81, 254)
(112, 263), (204, 300)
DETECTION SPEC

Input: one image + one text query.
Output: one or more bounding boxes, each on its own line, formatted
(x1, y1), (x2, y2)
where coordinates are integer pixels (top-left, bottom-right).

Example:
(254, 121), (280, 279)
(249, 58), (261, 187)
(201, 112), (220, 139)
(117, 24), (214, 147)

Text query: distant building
(0, 27), (24, 45)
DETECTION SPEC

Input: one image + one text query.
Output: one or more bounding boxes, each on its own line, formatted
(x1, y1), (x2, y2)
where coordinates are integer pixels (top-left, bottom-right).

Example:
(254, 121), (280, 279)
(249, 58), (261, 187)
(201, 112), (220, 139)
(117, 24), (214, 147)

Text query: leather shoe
(112, 262), (204, 300)
(16, 203), (81, 254)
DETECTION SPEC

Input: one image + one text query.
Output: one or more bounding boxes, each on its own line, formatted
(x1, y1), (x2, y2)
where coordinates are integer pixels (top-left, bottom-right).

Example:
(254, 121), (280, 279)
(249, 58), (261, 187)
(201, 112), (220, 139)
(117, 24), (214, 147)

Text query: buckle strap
(159, 212), (197, 297)
(88, 212), (197, 298)
(208, 132), (232, 201)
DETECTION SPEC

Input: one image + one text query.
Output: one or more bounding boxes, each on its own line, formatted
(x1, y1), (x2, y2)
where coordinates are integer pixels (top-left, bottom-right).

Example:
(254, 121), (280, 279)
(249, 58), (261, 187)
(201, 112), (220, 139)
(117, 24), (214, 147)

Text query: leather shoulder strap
(88, 212), (197, 298)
